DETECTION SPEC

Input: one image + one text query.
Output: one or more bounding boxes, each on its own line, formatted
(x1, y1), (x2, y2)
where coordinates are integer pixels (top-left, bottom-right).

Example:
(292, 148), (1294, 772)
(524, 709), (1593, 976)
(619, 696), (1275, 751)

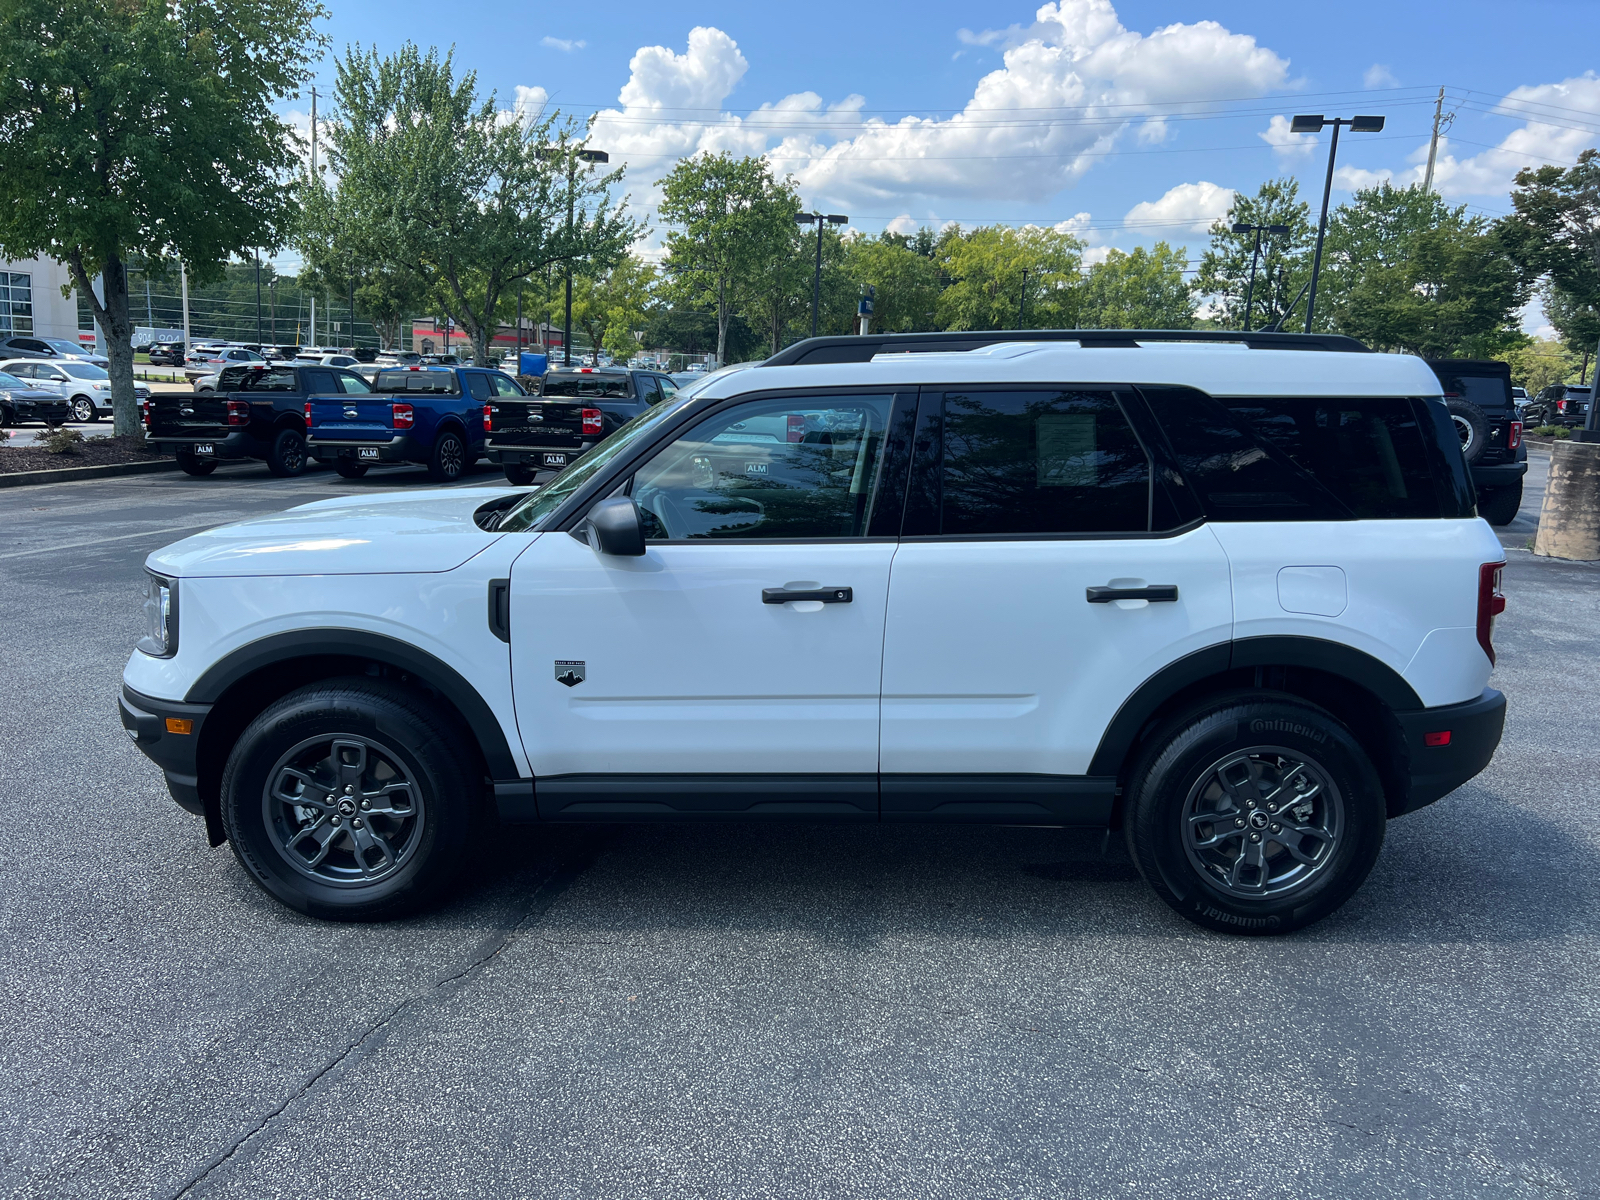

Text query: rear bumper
(1470, 461), (1528, 488)
(487, 439), (594, 468)
(119, 684), (213, 816)
(308, 433), (420, 463)
(1393, 687), (1506, 816)
(149, 430), (258, 459)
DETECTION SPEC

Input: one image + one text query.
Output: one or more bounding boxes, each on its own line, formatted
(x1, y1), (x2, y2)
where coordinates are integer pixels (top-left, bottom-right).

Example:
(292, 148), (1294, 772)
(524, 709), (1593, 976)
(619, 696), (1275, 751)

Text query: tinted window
(939, 390), (1151, 535)
(1430, 365), (1512, 413)
(1146, 387), (1448, 521)
(633, 396), (892, 540)
(374, 370), (460, 394)
(466, 373), (493, 400)
(0, 372), (26, 387)
(301, 369), (339, 395)
(544, 373), (633, 399)
(658, 376), (679, 400)
(637, 375), (663, 404)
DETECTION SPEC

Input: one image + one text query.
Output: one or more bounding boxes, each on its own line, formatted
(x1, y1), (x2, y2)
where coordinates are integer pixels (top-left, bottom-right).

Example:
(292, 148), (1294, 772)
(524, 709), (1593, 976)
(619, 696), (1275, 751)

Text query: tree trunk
(68, 250), (138, 436)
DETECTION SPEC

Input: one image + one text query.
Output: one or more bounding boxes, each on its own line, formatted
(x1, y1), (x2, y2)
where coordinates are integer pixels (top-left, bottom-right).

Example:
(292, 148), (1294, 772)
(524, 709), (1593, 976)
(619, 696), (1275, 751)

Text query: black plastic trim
(1229, 636), (1423, 710)
(880, 775), (1116, 824)
(1394, 688), (1505, 815)
(487, 579), (510, 642)
(762, 330), (1374, 366)
(185, 629), (519, 779)
(1087, 644), (1233, 777)
(531, 774), (879, 822)
(120, 685), (211, 814)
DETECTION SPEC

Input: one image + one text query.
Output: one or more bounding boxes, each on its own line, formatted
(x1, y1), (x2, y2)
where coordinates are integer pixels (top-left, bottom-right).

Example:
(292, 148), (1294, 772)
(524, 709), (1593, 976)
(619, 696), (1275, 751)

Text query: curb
(0, 457), (178, 489)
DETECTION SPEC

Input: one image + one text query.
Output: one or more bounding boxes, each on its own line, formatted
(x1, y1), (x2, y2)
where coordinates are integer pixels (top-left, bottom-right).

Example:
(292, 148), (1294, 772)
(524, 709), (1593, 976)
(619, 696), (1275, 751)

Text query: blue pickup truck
(305, 365), (528, 482)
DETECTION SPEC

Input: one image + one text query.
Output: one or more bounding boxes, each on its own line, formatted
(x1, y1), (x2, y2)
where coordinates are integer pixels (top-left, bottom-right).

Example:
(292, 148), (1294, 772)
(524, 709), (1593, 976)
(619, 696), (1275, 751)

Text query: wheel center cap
(337, 798), (358, 816)
(1249, 810), (1270, 829)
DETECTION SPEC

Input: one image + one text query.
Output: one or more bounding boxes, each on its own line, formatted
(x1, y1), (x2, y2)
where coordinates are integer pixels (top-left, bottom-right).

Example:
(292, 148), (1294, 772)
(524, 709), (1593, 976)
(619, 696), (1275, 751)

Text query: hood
(146, 487), (527, 578)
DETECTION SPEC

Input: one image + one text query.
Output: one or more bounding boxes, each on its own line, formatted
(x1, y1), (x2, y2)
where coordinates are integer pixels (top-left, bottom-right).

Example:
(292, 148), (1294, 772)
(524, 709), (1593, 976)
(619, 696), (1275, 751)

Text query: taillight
(303, 401), (312, 424)
(1558, 399), (1567, 413)
(226, 400), (249, 426)
(1477, 561), (1506, 665)
(582, 407), (602, 436)
(392, 402), (414, 430)
(1507, 420), (1522, 450)
(787, 414), (806, 443)
(141, 399), (151, 429)
(483, 403), (494, 432)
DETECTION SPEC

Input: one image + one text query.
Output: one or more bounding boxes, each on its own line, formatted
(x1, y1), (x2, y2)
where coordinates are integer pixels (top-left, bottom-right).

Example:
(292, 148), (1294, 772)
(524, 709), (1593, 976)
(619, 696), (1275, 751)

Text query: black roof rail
(761, 329), (1373, 367)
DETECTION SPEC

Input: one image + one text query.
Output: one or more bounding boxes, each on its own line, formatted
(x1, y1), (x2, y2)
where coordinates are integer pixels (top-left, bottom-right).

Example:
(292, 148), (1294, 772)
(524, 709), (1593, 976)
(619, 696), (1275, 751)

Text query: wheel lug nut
(352, 817), (364, 829)
(1246, 799), (1256, 808)
(1267, 804), (1277, 812)
(1270, 823), (1281, 833)
(360, 799), (371, 810)
(1234, 818), (1246, 828)
(331, 815), (342, 826)
(345, 785), (355, 795)
(1249, 832), (1262, 843)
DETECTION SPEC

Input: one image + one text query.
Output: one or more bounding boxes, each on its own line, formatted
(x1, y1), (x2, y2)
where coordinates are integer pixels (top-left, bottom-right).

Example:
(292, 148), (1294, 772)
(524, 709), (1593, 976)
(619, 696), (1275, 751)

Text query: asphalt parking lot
(0, 448), (1595, 1199)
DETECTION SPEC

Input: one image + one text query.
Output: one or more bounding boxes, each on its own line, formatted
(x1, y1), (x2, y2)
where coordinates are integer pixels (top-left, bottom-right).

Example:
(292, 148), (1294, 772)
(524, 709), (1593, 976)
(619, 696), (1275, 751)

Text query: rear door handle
(1086, 585), (1178, 603)
(763, 587), (853, 604)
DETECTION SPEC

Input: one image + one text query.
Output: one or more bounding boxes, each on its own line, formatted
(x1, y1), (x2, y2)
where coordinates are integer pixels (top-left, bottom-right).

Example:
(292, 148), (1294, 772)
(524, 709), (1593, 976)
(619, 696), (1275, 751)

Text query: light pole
(1230, 221), (1290, 331)
(1018, 268), (1030, 329)
(1291, 114), (1385, 333)
(795, 211), (848, 338)
(267, 276), (277, 345)
(539, 146), (609, 365)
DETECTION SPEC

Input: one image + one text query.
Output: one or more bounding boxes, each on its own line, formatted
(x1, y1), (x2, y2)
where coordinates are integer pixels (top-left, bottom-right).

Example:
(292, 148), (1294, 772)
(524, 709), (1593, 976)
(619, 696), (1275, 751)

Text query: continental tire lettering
(1248, 718), (1328, 743)
(1196, 903), (1281, 929)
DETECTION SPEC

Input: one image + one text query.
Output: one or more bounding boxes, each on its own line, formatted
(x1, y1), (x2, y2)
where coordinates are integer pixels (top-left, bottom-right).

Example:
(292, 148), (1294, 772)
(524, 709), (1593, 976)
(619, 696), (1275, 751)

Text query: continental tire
(220, 679), (482, 921)
(1124, 693), (1386, 936)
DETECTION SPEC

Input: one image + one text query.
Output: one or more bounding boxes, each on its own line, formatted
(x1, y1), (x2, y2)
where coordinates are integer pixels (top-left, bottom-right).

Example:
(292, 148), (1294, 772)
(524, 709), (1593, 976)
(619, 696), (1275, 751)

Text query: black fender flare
(186, 628), (519, 778)
(1087, 636), (1423, 778)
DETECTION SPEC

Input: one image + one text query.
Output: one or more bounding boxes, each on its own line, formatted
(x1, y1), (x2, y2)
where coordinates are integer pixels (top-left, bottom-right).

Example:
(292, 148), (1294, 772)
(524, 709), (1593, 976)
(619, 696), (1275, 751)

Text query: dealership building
(0, 254), (98, 351)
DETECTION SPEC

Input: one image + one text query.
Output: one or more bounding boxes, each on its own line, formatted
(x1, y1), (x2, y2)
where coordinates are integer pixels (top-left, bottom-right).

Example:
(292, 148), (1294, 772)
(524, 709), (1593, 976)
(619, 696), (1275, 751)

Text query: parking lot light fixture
(1231, 221), (1293, 331)
(539, 145), (609, 366)
(1301, 115), (1386, 332)
(796, 211), (849, 337)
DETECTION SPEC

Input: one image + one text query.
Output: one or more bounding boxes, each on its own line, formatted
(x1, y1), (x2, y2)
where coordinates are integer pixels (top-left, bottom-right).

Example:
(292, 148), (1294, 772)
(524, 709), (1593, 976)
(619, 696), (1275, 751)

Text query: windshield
(0, 372), (25, 388)
(44, 339), (86, 356)
(62, 362), (109, 380)
(498, 396), (693, 533)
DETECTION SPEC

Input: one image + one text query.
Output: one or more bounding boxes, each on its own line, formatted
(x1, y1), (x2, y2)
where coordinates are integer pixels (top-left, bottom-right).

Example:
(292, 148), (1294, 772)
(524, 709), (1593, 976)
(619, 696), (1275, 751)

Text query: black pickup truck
(143, 362), (374, 477)
(483, 366), (679, 484)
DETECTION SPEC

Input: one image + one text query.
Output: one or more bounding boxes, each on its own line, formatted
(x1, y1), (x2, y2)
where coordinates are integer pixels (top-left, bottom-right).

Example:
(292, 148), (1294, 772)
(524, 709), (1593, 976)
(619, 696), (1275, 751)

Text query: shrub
(39, 426), (86, 454)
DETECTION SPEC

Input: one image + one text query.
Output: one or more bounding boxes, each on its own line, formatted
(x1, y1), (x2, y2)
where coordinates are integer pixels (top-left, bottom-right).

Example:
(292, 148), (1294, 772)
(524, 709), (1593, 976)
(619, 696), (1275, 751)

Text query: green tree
(1499, 337), (1585, 395)
(1323, 183), (1526, 357)
(935, 225), (1083, 330)
(318, 43), (639, 367)
(1193, 179), (1313, 332)
(0, 0), (327, 434)
(295, 180), (427, 350)
(1082, 243), (1195, 330)
(1501, 150), (1600, 361)
(564, 255), (658, 364)
(844, 234), (942, 333)
(658, 153), (796, 365)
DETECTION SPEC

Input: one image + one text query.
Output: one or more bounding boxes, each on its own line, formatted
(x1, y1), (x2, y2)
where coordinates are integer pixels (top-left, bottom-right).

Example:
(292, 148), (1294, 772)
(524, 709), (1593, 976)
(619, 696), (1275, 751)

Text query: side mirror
(585, 497), (646, 557)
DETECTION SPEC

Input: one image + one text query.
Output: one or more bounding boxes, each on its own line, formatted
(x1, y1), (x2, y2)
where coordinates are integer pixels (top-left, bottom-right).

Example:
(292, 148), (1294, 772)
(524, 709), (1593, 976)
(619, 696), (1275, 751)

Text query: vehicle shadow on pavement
(427, 790), (1588, 948)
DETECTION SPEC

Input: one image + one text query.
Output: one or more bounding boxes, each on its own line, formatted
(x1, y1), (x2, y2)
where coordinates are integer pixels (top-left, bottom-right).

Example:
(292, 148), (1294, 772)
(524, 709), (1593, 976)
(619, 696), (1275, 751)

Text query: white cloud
(885, 214), (920, 235)
(1425, 73), (1600, 196)
(541, 37), (586, 53)
(1260, 114), (1316, 159)
(1124, 181), (1234, 234)
(586, 3), (1291, 221)
(1363, 64), (1399, 89)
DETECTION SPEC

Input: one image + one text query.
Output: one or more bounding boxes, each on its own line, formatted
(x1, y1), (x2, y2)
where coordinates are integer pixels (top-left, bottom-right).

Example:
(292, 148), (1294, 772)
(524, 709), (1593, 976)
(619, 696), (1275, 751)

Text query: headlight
(138, 571), (178, 657)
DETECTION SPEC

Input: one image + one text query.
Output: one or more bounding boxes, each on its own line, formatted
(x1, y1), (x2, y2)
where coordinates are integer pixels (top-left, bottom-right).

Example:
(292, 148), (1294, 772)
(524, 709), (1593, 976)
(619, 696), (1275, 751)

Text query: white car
(120, 332), (1507, 933)
(0, 357), (148, 421)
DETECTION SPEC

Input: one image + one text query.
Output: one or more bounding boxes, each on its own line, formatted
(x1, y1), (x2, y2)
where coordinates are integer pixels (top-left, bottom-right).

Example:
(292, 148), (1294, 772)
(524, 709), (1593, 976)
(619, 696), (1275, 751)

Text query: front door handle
(763, 586), (853, 604)
(1086, 584), (1178, 603)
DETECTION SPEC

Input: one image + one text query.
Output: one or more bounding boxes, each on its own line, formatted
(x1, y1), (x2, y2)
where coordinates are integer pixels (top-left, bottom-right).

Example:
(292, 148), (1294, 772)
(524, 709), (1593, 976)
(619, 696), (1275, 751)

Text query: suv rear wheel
(220, 679), (481, 920)
(1124, 693), (1386, 935)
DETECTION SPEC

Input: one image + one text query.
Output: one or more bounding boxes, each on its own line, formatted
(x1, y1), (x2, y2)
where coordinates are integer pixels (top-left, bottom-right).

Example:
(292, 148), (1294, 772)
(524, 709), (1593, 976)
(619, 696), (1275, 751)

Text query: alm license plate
(194, 444), (214, 456)
(358, 447), (380, 460)
(541, 453), (568, 468)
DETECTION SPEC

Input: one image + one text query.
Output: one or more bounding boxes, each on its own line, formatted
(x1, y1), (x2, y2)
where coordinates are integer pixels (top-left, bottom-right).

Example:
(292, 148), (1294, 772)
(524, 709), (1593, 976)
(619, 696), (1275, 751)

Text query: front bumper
(1393, 687), (1506, 816)
(119, 684), (213, 817)
(308, 433), (419, 464)
(4, 397), (71, 423)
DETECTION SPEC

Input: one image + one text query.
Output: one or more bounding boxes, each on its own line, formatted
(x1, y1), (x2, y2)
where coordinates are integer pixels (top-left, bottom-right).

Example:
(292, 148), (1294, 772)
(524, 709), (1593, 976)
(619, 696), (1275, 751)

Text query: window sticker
(1036, 413), (1097, 488)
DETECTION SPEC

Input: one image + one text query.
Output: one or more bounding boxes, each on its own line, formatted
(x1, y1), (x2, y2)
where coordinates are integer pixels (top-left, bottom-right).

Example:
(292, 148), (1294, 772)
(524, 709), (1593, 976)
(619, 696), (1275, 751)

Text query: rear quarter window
(544, 374), (634, 399)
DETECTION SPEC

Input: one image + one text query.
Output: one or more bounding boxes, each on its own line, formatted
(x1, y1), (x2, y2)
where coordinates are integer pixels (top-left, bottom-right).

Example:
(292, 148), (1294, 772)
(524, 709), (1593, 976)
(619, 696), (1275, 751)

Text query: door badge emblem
(554, 660), (585, 687)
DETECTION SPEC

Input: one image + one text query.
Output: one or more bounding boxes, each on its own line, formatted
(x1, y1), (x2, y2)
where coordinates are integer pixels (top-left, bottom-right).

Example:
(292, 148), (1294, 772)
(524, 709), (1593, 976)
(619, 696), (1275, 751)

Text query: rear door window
(490, 374), (525, 396)
(337, 372), (372, 393)
(937, 390), (1153, 535)
(301, 369), (339, 395)
(466, 373), (493, 401)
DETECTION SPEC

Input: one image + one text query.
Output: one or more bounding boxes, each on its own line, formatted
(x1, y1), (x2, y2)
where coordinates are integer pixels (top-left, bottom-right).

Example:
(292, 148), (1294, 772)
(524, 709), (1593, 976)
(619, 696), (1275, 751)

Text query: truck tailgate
(308, 395), (395, 440)
(486, 398), (585, 446)
(146, 393), (231, 438)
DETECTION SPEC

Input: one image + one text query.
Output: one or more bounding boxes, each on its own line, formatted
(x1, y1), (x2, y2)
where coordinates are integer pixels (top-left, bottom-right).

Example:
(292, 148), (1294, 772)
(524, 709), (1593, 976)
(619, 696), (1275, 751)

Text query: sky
(288, 0), (1600, 334)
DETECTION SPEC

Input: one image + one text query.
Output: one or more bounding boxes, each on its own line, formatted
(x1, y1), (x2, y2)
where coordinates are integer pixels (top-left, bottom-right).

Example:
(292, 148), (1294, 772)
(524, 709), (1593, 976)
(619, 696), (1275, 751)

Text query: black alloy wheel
(221, 679), (480, 920)
(428, 430), (467, 482)
(1124, 693), (1386, 935)
(266, 427), (308, 477)
(72, 397), (97, 422)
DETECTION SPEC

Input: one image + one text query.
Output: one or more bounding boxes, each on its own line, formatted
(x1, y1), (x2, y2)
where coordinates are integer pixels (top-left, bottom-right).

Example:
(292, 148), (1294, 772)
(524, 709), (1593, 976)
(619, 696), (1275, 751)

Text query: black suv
(1425, 359), (1527, 526)
(1527, 383), (1591, 429)
(148, 344), (186, 367)
(484, 366), (680, 484)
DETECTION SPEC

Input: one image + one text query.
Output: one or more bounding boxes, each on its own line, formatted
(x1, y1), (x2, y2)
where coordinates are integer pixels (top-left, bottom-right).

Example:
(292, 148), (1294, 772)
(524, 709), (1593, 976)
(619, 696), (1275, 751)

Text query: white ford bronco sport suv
(120, 330), (1507, 934)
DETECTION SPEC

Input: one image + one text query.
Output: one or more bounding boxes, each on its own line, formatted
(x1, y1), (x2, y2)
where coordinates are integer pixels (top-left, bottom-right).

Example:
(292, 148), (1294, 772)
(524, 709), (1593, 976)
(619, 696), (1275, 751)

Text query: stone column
(1533, 440), (1600, 561)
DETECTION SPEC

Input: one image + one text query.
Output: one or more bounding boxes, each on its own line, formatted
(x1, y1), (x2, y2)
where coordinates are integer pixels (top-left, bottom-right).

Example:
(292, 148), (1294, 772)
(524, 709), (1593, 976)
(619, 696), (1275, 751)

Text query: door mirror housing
(584, 497), (646, 557)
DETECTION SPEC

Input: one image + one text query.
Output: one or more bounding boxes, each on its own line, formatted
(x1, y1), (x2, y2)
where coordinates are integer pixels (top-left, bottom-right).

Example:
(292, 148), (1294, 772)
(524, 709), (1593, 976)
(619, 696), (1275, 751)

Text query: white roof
(701, 341), (1443, 400)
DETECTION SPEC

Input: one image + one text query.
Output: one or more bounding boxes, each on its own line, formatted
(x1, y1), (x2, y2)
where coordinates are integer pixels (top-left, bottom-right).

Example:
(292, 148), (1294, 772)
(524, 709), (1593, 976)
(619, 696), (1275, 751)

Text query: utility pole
(268, 277), (277, 345)
(309, 295), (316, 348)
(348, 269), (355, 352)
(180, 260), (191, 351)
(255, 253), (263, 344)
(309, 87), (318, 180)
(1423, 87), (1455, 195)
(1018, 268), (1029, 329)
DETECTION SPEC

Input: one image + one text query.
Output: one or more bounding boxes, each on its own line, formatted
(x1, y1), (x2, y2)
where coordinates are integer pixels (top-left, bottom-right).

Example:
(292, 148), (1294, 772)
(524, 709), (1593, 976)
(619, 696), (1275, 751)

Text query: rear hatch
(484, 397), (597, 447)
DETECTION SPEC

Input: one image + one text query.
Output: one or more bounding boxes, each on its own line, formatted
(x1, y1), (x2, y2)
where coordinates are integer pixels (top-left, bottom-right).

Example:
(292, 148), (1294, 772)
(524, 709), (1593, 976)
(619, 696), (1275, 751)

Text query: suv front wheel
(220, 679), (481, 920)
(1124, 694), (1386, 935)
